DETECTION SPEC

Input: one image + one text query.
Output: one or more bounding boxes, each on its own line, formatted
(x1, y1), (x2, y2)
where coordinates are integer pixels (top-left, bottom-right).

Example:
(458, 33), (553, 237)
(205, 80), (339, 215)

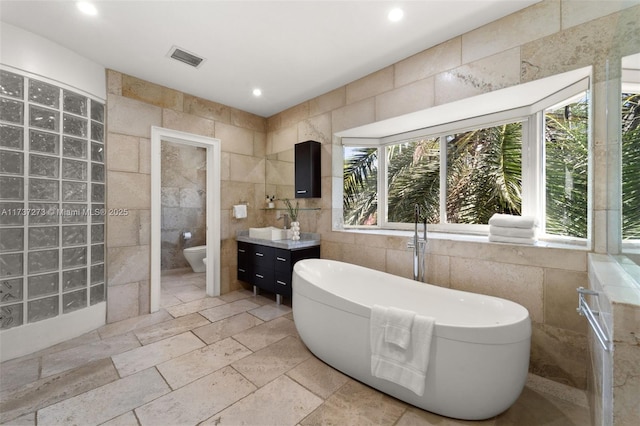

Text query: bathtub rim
(293, 258), (531, 345)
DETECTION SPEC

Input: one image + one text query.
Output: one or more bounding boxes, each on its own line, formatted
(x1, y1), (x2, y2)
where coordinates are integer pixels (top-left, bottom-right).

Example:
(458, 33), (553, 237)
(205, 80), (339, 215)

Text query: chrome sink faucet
(277, 213), (290, 229)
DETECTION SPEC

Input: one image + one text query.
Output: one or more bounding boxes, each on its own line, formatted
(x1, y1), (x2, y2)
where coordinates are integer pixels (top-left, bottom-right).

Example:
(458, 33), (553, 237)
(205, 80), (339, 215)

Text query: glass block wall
(0, 68), (105, 330)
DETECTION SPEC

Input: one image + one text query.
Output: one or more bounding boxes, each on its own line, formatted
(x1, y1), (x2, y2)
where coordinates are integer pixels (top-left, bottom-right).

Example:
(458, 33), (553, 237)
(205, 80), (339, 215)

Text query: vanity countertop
(236, 230), (320, 250)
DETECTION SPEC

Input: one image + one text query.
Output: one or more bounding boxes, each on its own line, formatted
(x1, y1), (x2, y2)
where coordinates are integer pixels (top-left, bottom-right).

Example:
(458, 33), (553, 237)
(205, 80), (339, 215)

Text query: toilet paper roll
(183, 231), (192, 240)
(233, 204), (247, 219)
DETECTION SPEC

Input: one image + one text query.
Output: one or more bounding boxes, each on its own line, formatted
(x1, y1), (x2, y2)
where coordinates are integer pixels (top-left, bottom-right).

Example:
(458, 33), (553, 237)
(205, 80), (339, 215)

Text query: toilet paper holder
(182, 231), (192, 240)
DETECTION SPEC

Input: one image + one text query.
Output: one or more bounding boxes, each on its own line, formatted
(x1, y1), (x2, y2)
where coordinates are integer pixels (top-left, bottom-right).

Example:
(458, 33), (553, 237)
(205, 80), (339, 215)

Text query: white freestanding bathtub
(292, 259), (531, 420)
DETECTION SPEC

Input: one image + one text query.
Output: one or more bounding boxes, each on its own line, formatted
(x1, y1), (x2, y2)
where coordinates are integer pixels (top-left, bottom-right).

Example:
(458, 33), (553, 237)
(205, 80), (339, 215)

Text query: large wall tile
(228, 154), (264, 184)
(375, 77), (434, 121)
(544, 268), (588, 334)
(107, 95), (161, 138)
(530, 322), (588, 389)
(561, 0), (639, 30)
(106, 282), (139, 323)
(107, 245), (150, 286)
(231, 108), (267, 132)
(309, 87), (346, 117)
(107, 171), (150, 209)
(216, 122), (255, 156)
(298, 113), (331, 145)
(122, 74), (183, 111)
(277, 102), (310, 130)
(346, 66), (393, 104)
(107, 209), (139, 248)
(394, 38), (461, 87)
(267, 125), (297, 155)
(107, 133), (139, 173)
(450, 257), (544, 323)
(331, 98), (375, 133)
(435, 48), (521, 105)
(521, 7), (640, 84)
(462, 0), (560, 63)
(184, 94), (231, 123)
(162, 109), (214, 138)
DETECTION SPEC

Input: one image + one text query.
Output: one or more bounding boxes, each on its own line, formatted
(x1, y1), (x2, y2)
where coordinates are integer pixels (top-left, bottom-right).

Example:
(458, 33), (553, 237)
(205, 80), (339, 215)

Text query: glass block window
(0, 68), (105, 330)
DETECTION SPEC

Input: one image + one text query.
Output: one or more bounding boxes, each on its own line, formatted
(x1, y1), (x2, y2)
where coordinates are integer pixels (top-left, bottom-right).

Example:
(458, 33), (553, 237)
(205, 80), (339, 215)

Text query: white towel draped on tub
(370, 305), (435, 396)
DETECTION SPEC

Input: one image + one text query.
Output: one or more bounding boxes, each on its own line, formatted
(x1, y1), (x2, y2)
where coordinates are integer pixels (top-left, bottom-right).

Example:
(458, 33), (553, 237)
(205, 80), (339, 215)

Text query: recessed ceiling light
(388, 8), (404, 22)
(76, 2), (98, 16)
(252, 88), (262, 97)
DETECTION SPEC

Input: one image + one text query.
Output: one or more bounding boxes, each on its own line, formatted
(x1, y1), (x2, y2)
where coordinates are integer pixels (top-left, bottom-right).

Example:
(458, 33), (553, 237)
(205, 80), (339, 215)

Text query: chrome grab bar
(576, 287), (611, 352)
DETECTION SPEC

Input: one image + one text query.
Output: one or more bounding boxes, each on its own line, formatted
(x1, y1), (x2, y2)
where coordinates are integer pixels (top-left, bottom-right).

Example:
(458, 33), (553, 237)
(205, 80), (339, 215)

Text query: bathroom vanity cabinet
(237, 240), (320, 302)
(294, 140), (321, 198)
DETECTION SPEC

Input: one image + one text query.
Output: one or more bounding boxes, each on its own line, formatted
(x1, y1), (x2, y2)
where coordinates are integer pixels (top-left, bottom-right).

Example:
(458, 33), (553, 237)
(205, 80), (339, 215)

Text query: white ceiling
(0, 0), (540, 117)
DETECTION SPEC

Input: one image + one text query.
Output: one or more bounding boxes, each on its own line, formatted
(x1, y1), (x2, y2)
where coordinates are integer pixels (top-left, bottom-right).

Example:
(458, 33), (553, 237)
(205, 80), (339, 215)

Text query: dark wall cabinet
(295, 140), (321, 198)
(237, 241), (320, 301)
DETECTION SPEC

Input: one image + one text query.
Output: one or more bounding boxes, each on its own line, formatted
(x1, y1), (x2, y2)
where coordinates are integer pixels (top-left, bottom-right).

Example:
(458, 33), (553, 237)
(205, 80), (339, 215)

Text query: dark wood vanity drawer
(274, 248), (291, 272)
(274, 270), (292, 297)
(253, 266), (275, 292)
(237, 241), (251, 282)
(252, 245), (274, 268)
(237, 265), (250, 282)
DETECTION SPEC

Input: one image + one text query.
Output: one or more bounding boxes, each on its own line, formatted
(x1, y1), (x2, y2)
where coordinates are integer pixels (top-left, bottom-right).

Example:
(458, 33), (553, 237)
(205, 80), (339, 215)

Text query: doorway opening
(150, 127), (221, 312)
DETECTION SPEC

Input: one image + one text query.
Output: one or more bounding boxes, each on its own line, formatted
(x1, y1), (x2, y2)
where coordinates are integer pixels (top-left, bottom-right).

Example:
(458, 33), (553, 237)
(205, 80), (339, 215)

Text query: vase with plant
(283, 198), (300, 240)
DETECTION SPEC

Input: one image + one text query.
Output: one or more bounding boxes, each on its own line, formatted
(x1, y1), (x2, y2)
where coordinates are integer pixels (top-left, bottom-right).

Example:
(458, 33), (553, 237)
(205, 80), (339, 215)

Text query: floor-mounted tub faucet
(407, 204), (427, 282)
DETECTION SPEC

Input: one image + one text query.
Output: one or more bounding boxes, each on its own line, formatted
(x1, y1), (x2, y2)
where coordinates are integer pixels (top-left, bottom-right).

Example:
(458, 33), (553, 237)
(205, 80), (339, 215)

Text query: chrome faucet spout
(277, 213), (290, 229)
(410, 204), (427, 282)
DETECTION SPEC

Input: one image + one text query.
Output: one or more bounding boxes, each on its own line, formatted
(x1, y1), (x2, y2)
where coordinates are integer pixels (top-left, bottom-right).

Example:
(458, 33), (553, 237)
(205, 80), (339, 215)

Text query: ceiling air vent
(167, 46), (205, 68)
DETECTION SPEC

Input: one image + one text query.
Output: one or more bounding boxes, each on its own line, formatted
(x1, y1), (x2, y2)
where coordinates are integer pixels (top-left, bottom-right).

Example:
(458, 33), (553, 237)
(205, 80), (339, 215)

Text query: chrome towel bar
(576, 287), (611, 352)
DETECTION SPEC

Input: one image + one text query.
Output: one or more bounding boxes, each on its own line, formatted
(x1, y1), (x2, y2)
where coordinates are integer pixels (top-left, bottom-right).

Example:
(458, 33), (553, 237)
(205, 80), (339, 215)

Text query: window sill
(335, 227), (589, 251)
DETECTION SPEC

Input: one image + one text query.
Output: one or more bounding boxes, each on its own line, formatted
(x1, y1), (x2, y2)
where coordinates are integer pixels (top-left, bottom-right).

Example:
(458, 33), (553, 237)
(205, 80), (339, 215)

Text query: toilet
(183, 245), (206, 273)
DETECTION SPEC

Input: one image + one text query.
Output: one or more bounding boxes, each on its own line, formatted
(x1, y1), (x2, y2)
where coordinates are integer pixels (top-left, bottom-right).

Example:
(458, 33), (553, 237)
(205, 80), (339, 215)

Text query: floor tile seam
(99, 409), (142, 426)
(134, 312), (212, 345)
(156, 343), (254, 392)
(0, 356), (122, 418)
(33, 366), (168, 424)
(233, 330), (293, 353)
(0, 359), (42, 396)
(183, 366), (262, 426)
(283, 369), (333, 402)
(208, 370), (305, 420)
(116, 330), (206, 373)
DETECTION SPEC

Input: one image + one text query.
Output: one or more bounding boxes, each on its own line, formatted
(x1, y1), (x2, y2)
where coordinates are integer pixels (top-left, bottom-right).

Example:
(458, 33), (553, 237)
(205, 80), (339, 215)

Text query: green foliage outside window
(544, 97), (589, 238)
(343, 94), (593, 238)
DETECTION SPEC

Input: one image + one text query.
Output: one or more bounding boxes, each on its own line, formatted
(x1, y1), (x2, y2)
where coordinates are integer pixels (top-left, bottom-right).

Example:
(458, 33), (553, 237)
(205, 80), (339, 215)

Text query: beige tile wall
(263, 1), (640, 392)
(104, 0), (640, 395)
(106, 72), (269, 323)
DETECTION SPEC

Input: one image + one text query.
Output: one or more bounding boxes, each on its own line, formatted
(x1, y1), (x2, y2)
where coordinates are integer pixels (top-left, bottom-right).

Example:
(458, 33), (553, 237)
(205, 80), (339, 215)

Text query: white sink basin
(249, 226), (292, 241)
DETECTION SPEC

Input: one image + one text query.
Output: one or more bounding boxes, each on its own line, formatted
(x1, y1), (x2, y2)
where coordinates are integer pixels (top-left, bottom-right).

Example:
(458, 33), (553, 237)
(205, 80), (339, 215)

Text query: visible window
(622, 91), (640, 241)
(445, 123), (522, 225)
(342, 89), (590, 241)
(343, 147), (378, 226)
(387, 137), (440, 224)
(544, 94), (589, 239)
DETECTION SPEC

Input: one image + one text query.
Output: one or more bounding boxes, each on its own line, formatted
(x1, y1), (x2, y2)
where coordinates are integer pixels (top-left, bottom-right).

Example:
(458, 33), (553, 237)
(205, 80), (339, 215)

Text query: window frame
(341, 76), (591, 245)
(621, 80), (640, 250)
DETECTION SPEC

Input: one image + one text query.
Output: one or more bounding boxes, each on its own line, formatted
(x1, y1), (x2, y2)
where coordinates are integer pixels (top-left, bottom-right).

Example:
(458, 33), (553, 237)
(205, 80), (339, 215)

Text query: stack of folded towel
(370, 305), (435, 396)
(488, 213), (537, 245)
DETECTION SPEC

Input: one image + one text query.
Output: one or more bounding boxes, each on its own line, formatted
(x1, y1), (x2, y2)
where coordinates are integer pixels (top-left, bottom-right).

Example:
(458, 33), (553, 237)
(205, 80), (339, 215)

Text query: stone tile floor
(0, 270), (590, 425)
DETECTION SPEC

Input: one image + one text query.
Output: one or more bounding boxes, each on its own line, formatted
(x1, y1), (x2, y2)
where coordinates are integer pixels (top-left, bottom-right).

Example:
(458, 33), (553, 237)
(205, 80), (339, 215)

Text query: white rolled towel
(488, 213), (536, 229)
(489, 234), (537, 245)
(489, 225), (536, 239)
